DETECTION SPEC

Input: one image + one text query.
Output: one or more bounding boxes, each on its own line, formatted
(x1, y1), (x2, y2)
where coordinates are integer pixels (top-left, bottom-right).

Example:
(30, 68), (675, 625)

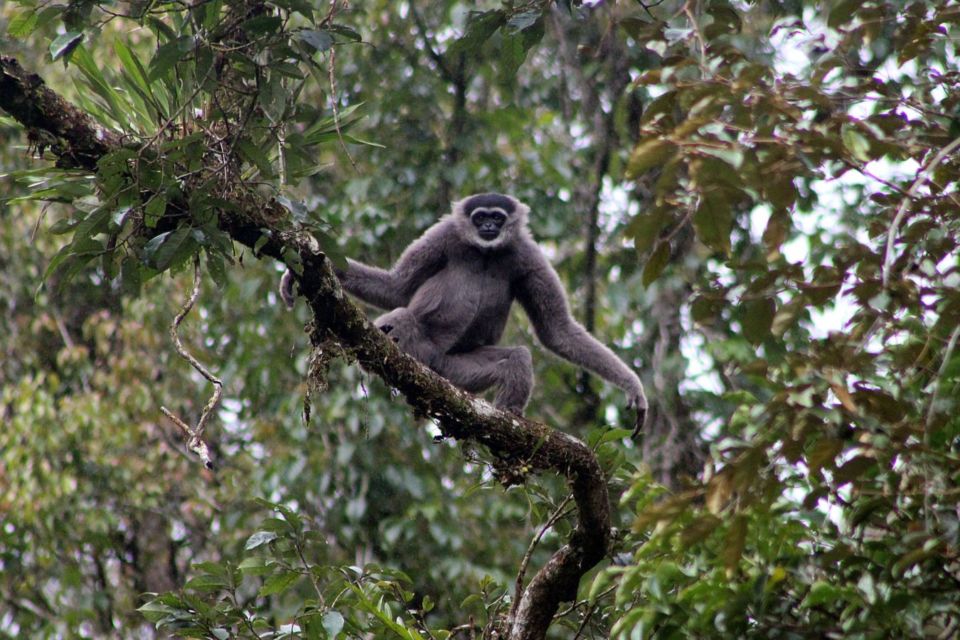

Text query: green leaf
(339, 133), (386, 149)
(121, 256), (142, 296)
(807, 438), (843, 473)
(625, 139), (675, 179)
(50, 32), (84, 61)
(833, 455), (876, 485)
(43, 235), (102, 284)
(626, 208), (671, 254)
(327, 23), (362, 42)
(691, 294), (724, 325)
(447, 10), (506, 60)
(258, 571), (300, 597)
(642, 243), (670, 287)
(842, 125), (872, 162)
(114, 40), (164, 120)
(722, 515), (748, 573)
(693, 190), (732, 254)
(205, 251), (227, 288)
(594, 428), (634, 446)
(706, 5), (742, 35)
(70, 45), (128, 125)
(244, 531), (278, 550)
(587, 569), (617, 605)
(49, 216), (82, 235)
(347, 583), (425, 639)
(270, 0), (316, 18)
(149, 36), (192, 82)
(765, 174), (797, 210)
(184, 573), (228, 592)
(506, 10), (541, 32)
(145, 194), (168, 228)
(114, 40), (151, 93)
(740, 297), (775, 344)
(137, 600), (180, 623)
(322, 611), (345, 637)
(237, 138), (276, 178)
(498, 33), (527, 82)
(277, 504), (303, 532)
(71, 207), (111, 242)
(241, 15), (282, 35)
(892, 542), (942, 577)
(298, 29), (333, 52)
(827, 0), (859, 29)
(770, 297), (804, 336)
(7, 9), (40, 39)
(143, 227), (197, 271)
(762, 208), (790, 254)
(802, 581), (841, 608)
(680, 514), (722, 548)
(237, 556), (271, 576)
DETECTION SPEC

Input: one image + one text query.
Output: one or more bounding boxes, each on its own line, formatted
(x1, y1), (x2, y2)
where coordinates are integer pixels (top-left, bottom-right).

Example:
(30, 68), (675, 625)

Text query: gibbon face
(454, 192), (529, 249)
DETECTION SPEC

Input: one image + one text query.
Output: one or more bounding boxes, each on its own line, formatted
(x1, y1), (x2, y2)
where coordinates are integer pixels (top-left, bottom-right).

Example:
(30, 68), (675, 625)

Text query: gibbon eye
(472, 210), (507, 225)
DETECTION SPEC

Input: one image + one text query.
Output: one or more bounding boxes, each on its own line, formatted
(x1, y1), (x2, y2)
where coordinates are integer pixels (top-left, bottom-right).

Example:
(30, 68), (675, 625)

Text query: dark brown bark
(0, 57), (119, 170)
(0, 55), (610, 640)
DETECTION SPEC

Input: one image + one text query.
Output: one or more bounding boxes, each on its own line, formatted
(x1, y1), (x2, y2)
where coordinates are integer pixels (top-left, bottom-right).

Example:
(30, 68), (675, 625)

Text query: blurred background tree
(1, 0), (958, 638)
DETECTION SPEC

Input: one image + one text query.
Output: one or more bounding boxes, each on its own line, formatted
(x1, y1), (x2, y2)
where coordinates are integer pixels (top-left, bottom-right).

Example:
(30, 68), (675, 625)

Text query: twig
(509, 495), (575, 623)
(637, 0), (667, 20)
(410, 3), (455, 82)
(683, 1), (708, 73)
(554, 583), (616, 620)
(448, 621), (477, 639)
(882, 136), (960, 287)
(841, 158), (911, 197)
(925, 325), (960, 432)
(160, 256), (221, 469)
(571, 602), (596, 640)
(323, 0), (358, 171)
(659, 207), (694, 248)
(52, 308), (91, 393)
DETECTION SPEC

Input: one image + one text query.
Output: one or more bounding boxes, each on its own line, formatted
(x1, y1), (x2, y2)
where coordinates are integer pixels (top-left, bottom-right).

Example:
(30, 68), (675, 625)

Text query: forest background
(1, 0), (960, 638)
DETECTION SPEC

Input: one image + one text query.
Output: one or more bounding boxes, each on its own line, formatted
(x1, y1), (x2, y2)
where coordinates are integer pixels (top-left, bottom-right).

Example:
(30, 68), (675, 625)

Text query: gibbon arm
(337, 223), (449, 310)
(517, 254), (647, 411)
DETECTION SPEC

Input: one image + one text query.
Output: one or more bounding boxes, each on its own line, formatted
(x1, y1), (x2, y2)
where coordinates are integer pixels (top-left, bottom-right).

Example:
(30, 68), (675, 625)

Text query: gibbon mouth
(478, 230), (500, 240)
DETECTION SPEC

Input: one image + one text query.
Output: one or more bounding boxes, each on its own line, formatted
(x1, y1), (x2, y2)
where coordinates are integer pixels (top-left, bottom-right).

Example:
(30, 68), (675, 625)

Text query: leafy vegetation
(2, 0), (959, 638)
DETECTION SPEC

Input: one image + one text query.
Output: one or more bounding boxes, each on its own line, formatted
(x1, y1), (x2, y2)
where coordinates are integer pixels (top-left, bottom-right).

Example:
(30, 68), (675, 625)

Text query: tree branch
(0, 54), (611, 640)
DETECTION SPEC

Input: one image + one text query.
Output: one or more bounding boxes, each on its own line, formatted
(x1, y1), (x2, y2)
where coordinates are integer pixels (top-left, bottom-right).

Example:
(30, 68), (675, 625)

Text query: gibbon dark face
(462, 193), (515, 240)
(456, 192), (524, 249)
(471, 208), (508, 240)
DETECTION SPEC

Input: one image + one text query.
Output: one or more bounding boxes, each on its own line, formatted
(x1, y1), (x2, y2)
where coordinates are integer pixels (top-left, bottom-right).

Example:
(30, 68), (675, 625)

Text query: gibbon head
(452, 192), (530, 249)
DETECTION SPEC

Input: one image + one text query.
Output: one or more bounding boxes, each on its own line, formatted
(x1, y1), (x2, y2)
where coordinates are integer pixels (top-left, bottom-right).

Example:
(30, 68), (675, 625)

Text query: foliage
(138, 499), (445, 640)
(2, 0), (960, 639)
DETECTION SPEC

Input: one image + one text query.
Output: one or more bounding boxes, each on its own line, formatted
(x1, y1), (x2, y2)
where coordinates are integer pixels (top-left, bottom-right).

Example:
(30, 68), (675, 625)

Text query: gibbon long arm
(516, 250), (648, 413)
(337, 224), (448, 310)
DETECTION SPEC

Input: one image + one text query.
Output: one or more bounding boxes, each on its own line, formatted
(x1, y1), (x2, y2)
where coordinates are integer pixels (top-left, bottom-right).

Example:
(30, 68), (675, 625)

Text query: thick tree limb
(0, 54), (611, 640)
(0, 57), (119, 169)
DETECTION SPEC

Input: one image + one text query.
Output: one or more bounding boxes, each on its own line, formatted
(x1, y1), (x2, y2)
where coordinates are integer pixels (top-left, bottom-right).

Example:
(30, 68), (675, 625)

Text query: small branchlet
(160, 256), (222, 469)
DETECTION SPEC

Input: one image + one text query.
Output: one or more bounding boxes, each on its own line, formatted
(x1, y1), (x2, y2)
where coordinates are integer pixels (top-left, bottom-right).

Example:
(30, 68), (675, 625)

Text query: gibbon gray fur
(280, 193), (647, 427)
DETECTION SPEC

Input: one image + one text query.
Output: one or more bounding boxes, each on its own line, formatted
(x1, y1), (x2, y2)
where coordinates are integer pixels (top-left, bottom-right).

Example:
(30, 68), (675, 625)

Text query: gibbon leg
(436, 346), (533, 413)
(374, 308), (443, 367)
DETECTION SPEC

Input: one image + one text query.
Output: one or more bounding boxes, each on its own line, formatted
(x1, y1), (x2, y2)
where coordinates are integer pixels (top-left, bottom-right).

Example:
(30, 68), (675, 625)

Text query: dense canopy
(1, 1), (959, 639)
